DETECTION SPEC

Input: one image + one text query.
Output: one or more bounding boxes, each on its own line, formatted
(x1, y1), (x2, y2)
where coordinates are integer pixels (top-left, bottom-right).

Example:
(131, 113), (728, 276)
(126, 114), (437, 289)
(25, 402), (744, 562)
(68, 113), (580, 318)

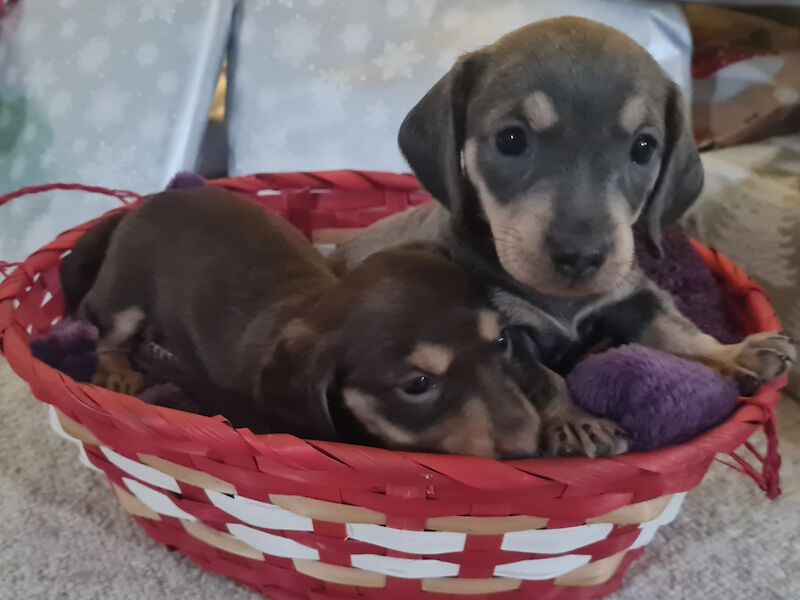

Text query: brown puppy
(331, 17), (796, 457)
(60, 187), (545, 459)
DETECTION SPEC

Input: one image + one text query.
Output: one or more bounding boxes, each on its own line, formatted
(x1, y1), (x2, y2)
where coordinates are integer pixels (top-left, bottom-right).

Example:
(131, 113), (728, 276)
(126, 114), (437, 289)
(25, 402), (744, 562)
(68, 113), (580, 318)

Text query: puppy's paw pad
(726, 333), (797, 394)
(544, 414), (628, 458)
(92, 368), (144, 395)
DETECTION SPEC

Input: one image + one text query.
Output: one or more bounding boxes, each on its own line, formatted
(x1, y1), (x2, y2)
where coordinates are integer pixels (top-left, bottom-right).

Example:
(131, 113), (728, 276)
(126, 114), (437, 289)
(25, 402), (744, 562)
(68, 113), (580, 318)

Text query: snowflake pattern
(340, 23), (372, 53)
(9, 156), (27, 182)
(310, 69), (352, 117)
(59, 19), (78, 40)
(5, 64), (21, 87)
(19, 20), (44, 45)
(240, 128), (301, 172)
(157, 71), (180, 95)
(21, 123), (38, 144)
(85, 83), (132, 131)
(71, 138), (88, 155)
(77, 36), (111, 73)
(442, 6), (469, 30)
(140, 0), (187, 24)
(24, 59), (57, 98)
(141, 110), (168, 143)
(136, 42), (160, 66)
(413, 0), (437, 23)
(104, 3), (127, 28)
(180, 18), (206, 53)
(387, 0), (408, 18)
(45, 90), (73, 119)
(40, 147), (58, 170)
(274, 15), (321, 66)
(77, 142), (148, 190)
(373, 40), (424, 80)
(240, 17), (259, 47)
(364, 100), (390, 129)
(257, 88), (280, 112)
(437, 47), (461, 71)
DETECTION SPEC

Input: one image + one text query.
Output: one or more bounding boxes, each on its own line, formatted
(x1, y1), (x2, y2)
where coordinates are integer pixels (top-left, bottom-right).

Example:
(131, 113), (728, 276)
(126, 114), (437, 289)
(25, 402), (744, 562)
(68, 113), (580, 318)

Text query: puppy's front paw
(543, 408), (628, 458)
(717, 332), (797, 396)
(92, 366), (144, 395)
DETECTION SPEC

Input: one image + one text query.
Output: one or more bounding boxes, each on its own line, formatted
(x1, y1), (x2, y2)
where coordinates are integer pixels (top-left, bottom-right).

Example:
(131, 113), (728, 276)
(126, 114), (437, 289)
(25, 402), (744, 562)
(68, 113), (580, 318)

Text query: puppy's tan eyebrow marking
(408, 343), (453, 375)
(478, 310), (501, 342)
(619, 95), (647, 133)
(523, 92), (558, 131)
(342, 388), (416, 446)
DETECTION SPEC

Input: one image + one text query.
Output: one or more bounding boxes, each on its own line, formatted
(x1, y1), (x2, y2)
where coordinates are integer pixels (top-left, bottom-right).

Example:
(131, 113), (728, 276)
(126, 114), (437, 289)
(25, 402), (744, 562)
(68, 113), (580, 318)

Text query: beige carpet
(1, 357), (799, 600)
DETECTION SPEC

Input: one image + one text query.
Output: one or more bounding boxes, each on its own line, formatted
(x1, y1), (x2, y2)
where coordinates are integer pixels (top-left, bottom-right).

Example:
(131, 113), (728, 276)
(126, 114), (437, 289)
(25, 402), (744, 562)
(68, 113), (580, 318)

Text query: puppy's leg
(618, 286), (796, 395)
(496, 292), (629, 457)
(92, 307), (146, 395)
(328, 203), (452, 274)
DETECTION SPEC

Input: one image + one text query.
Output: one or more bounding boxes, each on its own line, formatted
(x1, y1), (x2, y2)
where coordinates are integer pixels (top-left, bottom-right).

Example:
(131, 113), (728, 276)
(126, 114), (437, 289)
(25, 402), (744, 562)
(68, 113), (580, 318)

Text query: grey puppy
(331, 17), (797, 457)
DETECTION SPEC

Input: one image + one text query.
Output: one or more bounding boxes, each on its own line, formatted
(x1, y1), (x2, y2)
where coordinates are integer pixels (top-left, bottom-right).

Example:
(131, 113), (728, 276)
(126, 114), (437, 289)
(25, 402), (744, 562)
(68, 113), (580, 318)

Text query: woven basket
(0, 172), (787, 600)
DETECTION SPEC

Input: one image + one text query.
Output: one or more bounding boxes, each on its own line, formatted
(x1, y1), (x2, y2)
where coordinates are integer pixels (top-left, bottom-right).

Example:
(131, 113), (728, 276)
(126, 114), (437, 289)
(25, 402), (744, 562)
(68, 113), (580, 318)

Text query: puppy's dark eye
(495, 126), (527, 156)
(497, 328), (513, 357)
(397, 374), (441, 403)
(402, 375), (431, 395)
(630, 134), (658, 165)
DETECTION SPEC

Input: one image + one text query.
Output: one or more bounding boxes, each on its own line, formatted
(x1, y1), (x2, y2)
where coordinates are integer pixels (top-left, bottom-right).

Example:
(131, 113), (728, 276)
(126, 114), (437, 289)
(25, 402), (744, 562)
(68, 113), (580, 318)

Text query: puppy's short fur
(60, 187), (545, 459)
(331, 17), (797, 456)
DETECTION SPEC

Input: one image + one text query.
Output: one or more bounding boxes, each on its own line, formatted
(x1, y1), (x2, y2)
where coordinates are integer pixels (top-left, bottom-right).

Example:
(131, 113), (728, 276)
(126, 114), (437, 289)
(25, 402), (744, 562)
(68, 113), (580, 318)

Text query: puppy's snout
(549, 241), (609, 279)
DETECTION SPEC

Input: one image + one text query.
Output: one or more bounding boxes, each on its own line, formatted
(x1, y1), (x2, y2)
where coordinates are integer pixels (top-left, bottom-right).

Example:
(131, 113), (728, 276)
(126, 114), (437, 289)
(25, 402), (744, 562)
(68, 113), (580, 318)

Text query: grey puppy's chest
(487, 268), (645, 370)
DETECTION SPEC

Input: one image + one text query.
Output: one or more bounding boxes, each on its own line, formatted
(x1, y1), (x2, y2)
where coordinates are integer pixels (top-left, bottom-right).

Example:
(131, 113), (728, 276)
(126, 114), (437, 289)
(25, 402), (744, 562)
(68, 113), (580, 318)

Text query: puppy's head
(399, 17), (703, 298)
(274, 246), (544, 459)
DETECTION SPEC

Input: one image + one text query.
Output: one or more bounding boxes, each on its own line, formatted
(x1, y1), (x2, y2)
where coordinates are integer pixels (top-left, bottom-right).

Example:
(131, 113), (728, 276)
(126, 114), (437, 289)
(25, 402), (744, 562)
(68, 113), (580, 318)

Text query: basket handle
(0, 183), (141, 280)
(0, 182), (141, 210)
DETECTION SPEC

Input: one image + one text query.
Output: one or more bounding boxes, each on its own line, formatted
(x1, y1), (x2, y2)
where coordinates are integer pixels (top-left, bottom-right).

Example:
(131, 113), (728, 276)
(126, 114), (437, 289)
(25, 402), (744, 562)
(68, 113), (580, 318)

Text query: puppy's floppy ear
(398, 53), (483, 213)
(258, 318), (341, 441)
(643, 83), (704, 254)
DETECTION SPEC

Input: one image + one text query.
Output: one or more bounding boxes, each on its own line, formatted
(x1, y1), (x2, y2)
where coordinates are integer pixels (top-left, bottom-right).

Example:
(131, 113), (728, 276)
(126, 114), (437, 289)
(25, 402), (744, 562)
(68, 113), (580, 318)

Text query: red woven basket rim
(0, 174), (786, 497)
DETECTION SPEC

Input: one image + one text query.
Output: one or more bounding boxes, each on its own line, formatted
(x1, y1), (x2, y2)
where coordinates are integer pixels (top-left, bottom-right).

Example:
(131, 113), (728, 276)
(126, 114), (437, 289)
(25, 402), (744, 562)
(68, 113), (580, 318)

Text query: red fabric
(0, 175), (788, 599)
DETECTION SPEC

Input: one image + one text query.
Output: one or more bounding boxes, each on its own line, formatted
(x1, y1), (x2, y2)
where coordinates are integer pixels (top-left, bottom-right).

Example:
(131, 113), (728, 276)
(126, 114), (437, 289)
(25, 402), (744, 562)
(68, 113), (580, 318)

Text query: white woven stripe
(48, 405), (77, 443)
(493, 554), (592, 580)
(315, 243), (336, 256)
(207, 490), (314, 531)
(631, 492), (687, 550)
(227, 524), (320, 560)
(123, 477), (197, 522)
(501, 523), (614, 554)
(48, 407), (101, 472)
(351, 555), (460, 579)
(346, 523), (466, 555)
(78, 445), (103, 473)
(49, 406), (691, 581)
(103, 448), (181, 493)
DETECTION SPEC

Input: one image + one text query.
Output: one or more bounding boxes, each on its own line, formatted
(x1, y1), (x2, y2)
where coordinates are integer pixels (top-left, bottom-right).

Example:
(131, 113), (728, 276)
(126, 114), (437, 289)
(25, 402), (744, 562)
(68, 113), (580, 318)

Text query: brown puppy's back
(83, 187), (336, 396)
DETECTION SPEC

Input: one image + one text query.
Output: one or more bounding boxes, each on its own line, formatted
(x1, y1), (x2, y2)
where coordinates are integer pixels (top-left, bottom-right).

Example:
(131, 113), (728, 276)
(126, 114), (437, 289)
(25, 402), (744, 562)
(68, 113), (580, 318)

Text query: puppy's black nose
(551, 246), (608, 279)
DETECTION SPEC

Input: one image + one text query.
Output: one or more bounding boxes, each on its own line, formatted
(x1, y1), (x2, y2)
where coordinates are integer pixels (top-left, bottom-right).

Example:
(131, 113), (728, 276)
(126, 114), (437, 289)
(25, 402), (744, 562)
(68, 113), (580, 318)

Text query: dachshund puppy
(59, 187), (545, 459)
(331, 17), (796, 457)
